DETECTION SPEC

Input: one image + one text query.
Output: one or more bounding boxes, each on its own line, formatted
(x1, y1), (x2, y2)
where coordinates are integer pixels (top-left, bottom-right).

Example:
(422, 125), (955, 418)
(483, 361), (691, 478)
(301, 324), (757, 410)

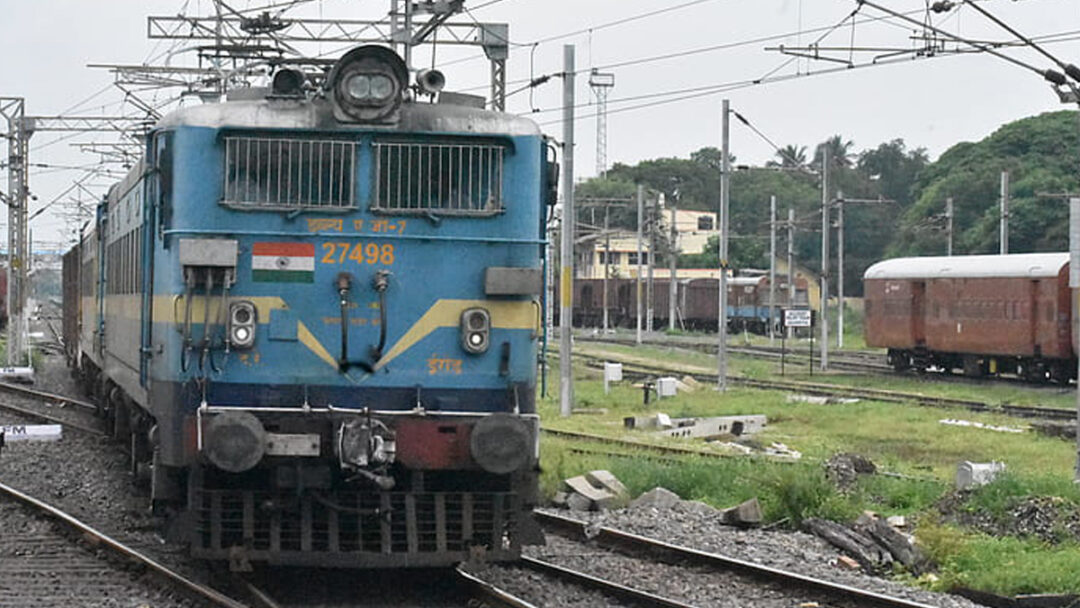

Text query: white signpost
(782, 309), (813, 376)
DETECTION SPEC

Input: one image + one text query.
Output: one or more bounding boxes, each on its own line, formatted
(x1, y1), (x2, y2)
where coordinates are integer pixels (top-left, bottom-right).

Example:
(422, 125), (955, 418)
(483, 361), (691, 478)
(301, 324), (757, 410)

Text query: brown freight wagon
(863, 253), (1075, 382)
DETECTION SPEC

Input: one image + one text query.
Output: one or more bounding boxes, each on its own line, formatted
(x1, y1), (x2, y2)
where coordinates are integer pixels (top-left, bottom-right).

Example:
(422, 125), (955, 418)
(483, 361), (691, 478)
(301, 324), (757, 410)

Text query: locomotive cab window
(372, 137), (508, 216)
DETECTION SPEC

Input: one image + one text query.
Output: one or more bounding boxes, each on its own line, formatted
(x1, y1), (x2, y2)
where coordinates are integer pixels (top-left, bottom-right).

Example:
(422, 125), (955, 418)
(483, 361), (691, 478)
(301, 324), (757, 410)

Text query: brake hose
(181, 268), (195, 372)
(199, 268), (214, 372)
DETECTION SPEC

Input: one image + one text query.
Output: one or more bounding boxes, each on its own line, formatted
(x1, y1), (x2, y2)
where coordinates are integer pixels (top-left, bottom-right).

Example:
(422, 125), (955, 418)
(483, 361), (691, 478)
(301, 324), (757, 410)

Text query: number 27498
(321, 242), (395, 265)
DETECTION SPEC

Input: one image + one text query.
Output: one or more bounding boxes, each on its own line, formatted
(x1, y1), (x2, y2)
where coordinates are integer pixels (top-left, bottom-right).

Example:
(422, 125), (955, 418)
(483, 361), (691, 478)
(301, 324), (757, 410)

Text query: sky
(1, 0), (1079, 249)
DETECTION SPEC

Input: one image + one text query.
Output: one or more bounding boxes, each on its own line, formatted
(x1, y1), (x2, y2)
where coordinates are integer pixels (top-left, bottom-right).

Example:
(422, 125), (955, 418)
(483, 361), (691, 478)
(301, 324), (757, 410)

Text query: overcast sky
(2, 0), (1079, 248)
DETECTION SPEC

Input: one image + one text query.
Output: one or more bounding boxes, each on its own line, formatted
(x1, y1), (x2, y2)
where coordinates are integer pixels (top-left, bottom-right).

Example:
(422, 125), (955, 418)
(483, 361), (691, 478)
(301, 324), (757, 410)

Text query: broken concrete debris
(940, 419), (1026, 434)
(720, 498), (763, 527)
(623, 412), (767, 440)
(630, 486), (681, 510)
(786, 394), (860, 405)
(956, 461), (1006, 490)
(764, 442), (801, 460)
(557, 474), (761, 526)
(564, 473), (628, 510)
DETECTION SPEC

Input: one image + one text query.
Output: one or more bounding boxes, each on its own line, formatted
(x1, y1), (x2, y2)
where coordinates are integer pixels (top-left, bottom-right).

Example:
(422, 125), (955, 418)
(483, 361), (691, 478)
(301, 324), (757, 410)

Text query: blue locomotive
(62, 45), (552, 568)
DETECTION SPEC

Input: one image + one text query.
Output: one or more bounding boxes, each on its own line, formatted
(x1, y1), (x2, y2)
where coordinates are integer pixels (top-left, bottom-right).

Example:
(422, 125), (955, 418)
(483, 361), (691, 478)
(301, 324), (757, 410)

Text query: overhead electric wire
(858, 1), (1051, 80)
(440, 0), (723, 67)
(959, 0), (1080, 82)
(455, 7), (928, 97)
(532, 43), (981, 127)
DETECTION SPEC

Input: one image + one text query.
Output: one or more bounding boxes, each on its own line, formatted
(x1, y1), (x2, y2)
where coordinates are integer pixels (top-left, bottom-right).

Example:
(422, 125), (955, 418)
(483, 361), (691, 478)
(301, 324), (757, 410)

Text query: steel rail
(0, 399), (105, 435)
(0, 480), (249, 608)
(537, 511), (941, 608)
(454, 567), (542, 608)
(0, 379), (98, 411)
(519, 555), (698, 608)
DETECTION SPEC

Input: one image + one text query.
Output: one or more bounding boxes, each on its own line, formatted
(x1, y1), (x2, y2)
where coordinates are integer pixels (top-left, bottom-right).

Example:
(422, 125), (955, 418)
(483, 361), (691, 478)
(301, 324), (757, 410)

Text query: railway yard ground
(3, 328), (1080, 605)
(536, 329), (1080, 600)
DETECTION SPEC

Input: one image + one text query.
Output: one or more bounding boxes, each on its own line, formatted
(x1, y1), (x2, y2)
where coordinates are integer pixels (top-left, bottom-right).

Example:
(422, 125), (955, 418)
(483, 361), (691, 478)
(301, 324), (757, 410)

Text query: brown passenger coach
(864, 253), (1076, 383)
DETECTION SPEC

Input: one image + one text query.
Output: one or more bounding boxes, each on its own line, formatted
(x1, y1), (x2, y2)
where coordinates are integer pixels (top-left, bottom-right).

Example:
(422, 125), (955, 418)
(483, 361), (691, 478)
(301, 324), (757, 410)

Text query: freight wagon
(565, 274), (809, 333)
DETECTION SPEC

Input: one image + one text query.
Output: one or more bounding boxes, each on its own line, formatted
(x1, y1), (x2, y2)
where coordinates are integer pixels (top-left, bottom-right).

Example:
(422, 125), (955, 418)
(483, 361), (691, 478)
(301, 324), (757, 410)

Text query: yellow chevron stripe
(374, 299), (538, 370)
(298, 321), (339, 369)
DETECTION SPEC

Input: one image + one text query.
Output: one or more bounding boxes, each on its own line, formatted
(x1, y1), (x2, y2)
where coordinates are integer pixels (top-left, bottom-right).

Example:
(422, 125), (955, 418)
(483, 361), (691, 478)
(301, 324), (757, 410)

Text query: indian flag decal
(252, 242), (315, 283)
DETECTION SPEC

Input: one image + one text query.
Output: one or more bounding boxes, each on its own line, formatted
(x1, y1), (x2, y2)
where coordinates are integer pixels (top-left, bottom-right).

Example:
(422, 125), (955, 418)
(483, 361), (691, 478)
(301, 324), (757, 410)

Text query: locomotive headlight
(327, 45), (408, 123)
(345, 74), (372, 100)
(228, 301), (257, 349)
(461, 308), (491, 354)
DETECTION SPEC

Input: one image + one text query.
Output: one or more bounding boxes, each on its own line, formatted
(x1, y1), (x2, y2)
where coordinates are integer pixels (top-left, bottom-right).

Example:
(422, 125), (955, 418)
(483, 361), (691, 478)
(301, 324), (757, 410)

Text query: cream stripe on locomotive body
(65, 46), (554, 568)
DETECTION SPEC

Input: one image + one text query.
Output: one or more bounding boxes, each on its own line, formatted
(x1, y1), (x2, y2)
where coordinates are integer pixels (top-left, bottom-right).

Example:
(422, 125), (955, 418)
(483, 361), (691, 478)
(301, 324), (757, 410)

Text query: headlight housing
(461, 308), (490, 354)
(229, 301), (257, 349)
(326, 45), (408, 124)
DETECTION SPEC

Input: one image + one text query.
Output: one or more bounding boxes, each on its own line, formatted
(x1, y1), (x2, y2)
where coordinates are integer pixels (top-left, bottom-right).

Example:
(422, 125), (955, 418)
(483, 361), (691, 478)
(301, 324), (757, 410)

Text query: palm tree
(768, 144), (807, 169)
(813, 135), (854, 169)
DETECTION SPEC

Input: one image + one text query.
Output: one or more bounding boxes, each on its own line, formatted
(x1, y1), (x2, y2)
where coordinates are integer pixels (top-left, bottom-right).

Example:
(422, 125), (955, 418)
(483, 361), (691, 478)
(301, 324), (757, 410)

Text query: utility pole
(787, 207), (795, 340)
(636, 184), (644, 344)
(647, 195), (656, 333)
(837, 194), (844, 349)
(589, 70), (615, 177)
(769, 194), (777, 345)
(946, 197), (954, 256)
(602, 204), (610, 332)
(559, 44), (575, 417)
(1071, 198), (1080, 483)
(718, 99), (731, 391)
(668, 193), (678, 331)
(1000, 170), (1010, 254)
(820, 148), (829, 371)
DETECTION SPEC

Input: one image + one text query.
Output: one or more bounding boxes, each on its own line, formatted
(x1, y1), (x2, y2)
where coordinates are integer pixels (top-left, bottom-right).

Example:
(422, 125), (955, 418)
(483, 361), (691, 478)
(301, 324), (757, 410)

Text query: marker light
(229, 301), (257, 349)
(461, 308), (491, 355)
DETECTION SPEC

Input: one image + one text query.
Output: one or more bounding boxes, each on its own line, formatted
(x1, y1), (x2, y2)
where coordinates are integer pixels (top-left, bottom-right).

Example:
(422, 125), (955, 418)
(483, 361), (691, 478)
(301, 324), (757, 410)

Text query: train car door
(912, 281), (926, 347)
(1029, 279), (1040, 357)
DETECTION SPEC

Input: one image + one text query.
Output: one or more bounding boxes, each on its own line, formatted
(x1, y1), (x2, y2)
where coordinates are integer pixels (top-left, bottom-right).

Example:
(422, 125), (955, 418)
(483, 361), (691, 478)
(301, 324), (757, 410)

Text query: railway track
(577, 334), (891, 373)
(569, 348), (1078, 422)
(531, 511), (944, 608)
(0, 380), (104, 436)
(0, 480), (246, 608)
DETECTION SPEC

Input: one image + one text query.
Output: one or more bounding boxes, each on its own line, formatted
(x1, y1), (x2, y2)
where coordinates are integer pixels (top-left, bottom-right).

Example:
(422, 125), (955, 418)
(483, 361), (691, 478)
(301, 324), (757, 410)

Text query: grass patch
(917, 518), (1080, 595)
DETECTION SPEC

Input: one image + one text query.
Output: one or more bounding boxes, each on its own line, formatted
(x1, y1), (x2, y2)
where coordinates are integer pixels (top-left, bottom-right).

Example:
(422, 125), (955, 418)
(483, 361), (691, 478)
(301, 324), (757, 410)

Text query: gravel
(521, 499), (989, 608)
(0, 354), (213, 607)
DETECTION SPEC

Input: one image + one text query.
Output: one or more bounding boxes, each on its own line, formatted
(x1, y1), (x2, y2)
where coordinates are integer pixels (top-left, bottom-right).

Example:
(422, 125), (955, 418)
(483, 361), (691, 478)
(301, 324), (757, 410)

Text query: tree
(892, 110), (1080, 257)
(768, 144), (807, 169)
(856, 139), (928, 207)
(813, 135), (855, 169)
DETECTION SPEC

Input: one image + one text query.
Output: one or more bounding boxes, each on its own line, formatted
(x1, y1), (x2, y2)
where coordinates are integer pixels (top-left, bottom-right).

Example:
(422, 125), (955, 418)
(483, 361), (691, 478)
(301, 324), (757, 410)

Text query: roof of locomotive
(864, 252), (1069, 280)
(154, 97), (542, 137)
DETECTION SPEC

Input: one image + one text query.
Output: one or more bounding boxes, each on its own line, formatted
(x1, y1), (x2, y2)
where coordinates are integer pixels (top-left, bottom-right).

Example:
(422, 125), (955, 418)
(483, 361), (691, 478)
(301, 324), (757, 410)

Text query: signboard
(1, 424), (62, 442)
(784, 309), (812, 328)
